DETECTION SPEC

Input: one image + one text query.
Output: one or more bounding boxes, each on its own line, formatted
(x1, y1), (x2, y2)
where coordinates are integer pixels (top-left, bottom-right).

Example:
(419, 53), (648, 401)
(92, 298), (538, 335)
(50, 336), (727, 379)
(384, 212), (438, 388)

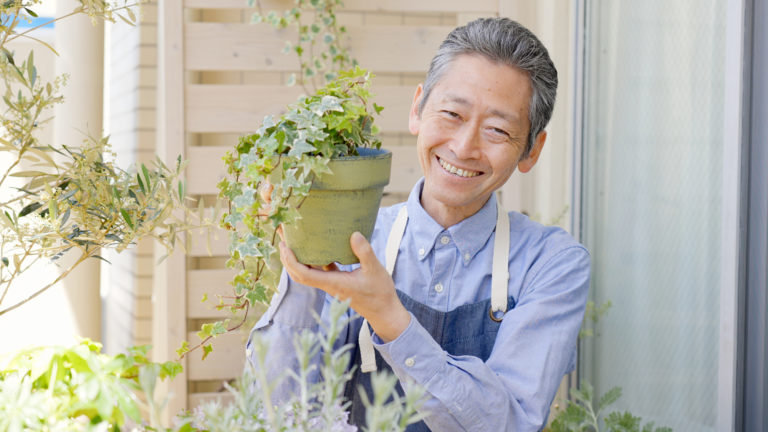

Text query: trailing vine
(250, 0), (356, 92)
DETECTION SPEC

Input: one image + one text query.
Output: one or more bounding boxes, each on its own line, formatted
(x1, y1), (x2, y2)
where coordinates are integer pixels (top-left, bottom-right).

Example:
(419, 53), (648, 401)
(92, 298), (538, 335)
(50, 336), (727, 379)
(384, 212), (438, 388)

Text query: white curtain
(581, 1), (725, 430)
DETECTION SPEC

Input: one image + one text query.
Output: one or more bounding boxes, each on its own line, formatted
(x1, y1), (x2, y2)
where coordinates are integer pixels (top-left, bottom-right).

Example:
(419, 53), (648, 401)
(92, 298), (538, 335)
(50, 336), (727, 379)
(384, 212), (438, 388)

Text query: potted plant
(217, 66), (391, 309)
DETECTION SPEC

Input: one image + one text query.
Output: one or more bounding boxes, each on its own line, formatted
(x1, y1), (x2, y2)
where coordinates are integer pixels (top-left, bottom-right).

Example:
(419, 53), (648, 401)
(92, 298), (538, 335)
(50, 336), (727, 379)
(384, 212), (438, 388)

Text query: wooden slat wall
(156, 0), (575, 419)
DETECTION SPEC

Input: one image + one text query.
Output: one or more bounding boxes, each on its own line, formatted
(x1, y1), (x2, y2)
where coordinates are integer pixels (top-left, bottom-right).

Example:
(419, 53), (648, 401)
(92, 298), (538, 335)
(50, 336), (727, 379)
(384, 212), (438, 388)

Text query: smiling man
(247, 17), (590, 432)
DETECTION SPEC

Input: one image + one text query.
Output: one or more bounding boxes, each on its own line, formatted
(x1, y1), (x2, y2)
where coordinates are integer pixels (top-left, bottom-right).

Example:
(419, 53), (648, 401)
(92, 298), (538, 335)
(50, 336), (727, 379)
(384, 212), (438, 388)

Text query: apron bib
(345, 196), (512, 431)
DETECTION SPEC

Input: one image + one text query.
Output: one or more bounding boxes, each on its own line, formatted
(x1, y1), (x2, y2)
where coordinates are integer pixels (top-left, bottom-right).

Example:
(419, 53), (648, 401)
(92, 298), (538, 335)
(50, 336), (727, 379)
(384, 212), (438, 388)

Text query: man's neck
(419, 194), (491, 229)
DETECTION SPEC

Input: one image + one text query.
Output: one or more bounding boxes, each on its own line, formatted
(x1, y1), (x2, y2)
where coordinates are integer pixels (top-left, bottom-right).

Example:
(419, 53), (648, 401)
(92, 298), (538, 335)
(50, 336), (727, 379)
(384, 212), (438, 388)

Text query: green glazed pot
(284, 147), (392, 265)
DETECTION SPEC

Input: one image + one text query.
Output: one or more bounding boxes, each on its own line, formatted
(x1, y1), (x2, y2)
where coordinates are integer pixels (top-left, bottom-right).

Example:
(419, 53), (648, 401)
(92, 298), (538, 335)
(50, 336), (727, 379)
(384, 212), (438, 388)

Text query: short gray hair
(419, 17), (558, 157)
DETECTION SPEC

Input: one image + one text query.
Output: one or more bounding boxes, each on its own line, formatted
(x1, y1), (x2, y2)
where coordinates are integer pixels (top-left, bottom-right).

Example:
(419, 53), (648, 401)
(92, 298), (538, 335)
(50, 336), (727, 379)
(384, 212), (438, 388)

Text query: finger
(276, 224), (284, 242)
(349, 231), (379, 272)
(259, 181), (274, 203)
(279, 242), (341, 294)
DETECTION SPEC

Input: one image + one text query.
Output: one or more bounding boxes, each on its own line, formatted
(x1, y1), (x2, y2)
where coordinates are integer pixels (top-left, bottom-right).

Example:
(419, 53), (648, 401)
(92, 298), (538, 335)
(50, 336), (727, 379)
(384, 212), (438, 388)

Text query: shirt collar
(405, 178), (499, 263)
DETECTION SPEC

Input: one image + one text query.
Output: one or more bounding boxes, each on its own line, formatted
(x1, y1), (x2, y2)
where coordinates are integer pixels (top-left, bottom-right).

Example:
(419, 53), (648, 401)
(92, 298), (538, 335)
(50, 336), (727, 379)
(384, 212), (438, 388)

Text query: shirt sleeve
(373, 246), (591, 431)
(245, 270), (328, 403)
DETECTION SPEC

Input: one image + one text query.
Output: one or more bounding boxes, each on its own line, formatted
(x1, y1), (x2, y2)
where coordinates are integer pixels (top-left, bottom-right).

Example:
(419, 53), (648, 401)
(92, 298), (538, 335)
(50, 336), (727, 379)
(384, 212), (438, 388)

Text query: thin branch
(6, 9), (81, 44)
(7, 3), (143, 44)
(0, 247), (94, 317)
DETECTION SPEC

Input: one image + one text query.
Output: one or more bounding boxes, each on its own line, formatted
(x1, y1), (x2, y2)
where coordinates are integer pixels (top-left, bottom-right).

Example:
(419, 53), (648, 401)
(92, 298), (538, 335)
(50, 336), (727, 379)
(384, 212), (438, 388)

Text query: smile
(438, 157), (481, 178)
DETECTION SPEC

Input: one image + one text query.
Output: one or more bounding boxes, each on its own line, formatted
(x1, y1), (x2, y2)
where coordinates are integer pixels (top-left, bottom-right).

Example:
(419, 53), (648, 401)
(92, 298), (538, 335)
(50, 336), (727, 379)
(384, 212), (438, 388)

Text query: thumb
(350, 231), (378, 271)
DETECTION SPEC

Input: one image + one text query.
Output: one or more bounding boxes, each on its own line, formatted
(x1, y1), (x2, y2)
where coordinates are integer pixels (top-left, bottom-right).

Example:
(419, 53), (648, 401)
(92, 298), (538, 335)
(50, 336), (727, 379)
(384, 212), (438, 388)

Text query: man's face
(409, 54), (545, 225)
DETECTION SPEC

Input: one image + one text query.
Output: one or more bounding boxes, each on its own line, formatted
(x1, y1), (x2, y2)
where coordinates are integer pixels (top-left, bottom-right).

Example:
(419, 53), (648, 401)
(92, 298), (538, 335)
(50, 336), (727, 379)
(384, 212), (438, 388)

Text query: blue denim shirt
(247, 178), (590, 431)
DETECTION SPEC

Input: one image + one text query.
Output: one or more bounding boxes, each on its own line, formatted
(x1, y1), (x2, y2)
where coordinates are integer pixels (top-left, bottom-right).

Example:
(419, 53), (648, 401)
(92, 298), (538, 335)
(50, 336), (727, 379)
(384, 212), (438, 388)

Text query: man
(247, 17), (590, 431)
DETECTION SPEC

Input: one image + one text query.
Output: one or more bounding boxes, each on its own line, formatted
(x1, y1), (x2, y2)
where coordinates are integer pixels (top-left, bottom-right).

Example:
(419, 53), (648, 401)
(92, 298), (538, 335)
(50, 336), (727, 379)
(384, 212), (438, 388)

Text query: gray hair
(419, 17), (558, 157)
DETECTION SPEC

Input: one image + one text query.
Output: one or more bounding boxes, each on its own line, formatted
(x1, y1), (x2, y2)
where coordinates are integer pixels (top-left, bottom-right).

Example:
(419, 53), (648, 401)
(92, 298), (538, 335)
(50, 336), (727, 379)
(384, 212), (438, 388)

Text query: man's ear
(518, 131), (546, 173)
(408, 84), (424, 136)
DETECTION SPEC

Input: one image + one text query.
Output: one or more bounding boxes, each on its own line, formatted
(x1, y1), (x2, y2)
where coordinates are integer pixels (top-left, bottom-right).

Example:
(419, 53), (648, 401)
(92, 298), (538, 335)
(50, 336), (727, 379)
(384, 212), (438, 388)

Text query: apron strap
(359, 196), (509, 373)
(360, 205), (408, 373)
(491, 195), (510, 315)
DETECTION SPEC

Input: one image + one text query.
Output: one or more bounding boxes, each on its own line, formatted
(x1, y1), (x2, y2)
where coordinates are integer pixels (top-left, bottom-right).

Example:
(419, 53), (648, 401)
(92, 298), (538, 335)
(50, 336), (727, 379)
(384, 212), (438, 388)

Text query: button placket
(428, 233), (455, 309)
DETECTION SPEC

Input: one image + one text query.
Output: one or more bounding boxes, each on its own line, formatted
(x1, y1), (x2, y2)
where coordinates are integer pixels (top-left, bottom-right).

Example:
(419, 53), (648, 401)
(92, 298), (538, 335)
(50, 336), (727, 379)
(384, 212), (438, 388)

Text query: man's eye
(442, 110), (460, 118)
(491, 127), (510, 137)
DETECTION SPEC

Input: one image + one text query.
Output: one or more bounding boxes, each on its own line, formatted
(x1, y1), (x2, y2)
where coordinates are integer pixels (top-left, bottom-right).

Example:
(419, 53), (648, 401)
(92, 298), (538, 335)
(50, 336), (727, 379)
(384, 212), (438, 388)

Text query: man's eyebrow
(442, 93), (519, 122)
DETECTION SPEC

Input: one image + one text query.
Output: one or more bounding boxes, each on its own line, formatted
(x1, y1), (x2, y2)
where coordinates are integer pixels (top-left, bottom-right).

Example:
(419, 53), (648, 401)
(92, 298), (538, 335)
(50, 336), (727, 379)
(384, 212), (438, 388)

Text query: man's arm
(245, 270), (328, 402)
(281, 233), (590, 431)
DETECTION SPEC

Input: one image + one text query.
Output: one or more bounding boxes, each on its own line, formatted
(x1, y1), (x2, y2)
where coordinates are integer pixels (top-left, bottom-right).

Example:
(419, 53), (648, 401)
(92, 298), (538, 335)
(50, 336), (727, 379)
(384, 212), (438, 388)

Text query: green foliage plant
(176, 301), (424, 432)
(179, 66), (383, 358)
(0, 1), (215, 429)
(0, 0), (216, 316)
(546, 301), (671, 431)
(250, 0), (354, 92)
(0, 339), (181, 431)
(546, 382), (671, 432)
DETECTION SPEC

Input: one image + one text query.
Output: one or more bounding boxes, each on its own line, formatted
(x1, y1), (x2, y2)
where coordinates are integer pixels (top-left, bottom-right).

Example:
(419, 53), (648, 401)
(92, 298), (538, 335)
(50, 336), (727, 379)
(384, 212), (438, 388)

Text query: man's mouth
(438, 157), (481, 178)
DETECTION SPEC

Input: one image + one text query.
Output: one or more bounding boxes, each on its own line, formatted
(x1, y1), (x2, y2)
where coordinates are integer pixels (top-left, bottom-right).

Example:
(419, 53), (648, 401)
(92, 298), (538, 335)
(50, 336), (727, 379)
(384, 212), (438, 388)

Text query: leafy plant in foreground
(176, 301), (424, 432)
(0, 340), (181, 431)
(546, 382), (672, 432)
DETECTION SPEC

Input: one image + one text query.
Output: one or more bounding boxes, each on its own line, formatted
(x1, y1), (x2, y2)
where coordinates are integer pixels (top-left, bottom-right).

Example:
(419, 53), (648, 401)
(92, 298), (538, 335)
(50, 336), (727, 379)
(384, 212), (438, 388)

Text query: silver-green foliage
(0, 1), (214, 317)
(547, 382), (672, 432)
(177, 301), (425, 432)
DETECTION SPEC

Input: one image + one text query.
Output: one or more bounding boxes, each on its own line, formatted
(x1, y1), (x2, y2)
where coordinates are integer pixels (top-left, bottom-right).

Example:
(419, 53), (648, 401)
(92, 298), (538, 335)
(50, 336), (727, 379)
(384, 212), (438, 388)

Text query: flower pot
(284, 147), (392, 265)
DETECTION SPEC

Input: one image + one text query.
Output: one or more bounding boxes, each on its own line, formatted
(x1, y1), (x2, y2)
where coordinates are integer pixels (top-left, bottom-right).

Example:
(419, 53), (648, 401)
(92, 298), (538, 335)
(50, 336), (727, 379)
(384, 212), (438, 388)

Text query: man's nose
(451, 124), (482, 159)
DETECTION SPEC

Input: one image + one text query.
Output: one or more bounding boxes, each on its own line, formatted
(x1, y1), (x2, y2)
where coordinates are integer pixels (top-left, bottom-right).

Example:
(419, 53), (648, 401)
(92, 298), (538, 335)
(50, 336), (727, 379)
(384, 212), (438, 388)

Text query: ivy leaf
(176, 341), (190, 358)
(287, 138), (316, 157)
(202, 344), (213, 360)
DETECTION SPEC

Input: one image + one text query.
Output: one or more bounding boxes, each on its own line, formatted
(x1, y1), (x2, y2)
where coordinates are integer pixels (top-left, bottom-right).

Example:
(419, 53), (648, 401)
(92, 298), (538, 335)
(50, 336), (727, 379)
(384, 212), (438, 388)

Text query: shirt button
(418, 248), (426, 256)
(440, 236), (450, 245)
(434, 283), (444, 293)
(464, 253), (471, 261)
(405, 357), (415, 367)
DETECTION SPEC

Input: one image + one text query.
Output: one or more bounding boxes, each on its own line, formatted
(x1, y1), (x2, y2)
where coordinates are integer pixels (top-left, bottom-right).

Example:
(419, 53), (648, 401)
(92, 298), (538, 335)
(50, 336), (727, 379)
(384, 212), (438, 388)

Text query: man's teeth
(439, 158), (479, 178)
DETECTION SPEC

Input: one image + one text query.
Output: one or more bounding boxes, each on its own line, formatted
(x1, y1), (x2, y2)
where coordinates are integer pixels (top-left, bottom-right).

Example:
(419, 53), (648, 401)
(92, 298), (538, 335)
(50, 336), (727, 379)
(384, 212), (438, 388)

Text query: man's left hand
(279, 232), (411, 342)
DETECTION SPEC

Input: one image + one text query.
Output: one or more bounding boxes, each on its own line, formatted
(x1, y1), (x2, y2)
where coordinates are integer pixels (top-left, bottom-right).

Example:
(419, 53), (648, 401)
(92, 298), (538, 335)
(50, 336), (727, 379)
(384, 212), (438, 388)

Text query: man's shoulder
(507, 210), (588, 259)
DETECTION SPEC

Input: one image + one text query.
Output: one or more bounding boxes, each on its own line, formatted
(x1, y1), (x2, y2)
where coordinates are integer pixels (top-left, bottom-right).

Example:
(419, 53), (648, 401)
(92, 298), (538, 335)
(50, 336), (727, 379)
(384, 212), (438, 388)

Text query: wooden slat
(185, 23), (448, 73)
(155, 0), (188, 421)
(184, 0), (499, 13)
(188, 392), (236, 409)
(188, 226), (230, 257)
(185, 84), (413, 134)
(385, 144), (421, 196)
(188, 269), (238, 318)
(187, 331), (246, 381)
(186, 146), (229, 196)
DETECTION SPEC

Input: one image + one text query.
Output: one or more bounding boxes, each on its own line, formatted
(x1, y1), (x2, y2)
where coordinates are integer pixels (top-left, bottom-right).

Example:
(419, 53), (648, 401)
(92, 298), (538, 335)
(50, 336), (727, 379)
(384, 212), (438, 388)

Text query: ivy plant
(179, 66), (382, 358)
(250, 0), (355, 91)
